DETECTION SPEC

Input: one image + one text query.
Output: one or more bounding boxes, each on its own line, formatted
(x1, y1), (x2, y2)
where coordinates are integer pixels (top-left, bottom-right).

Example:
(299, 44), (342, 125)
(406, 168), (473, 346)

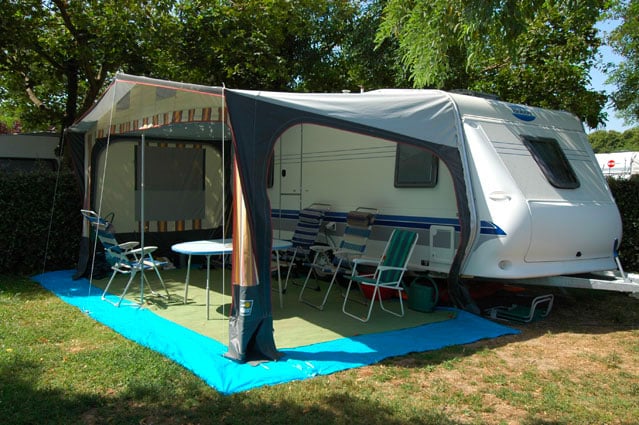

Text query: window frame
(521, 135), (580, 189)
(394, 143), (439, 188)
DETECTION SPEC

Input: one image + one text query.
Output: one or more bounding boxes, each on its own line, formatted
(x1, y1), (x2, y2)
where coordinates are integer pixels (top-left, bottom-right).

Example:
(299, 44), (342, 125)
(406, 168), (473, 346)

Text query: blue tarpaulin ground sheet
(33, 270), (519, 395)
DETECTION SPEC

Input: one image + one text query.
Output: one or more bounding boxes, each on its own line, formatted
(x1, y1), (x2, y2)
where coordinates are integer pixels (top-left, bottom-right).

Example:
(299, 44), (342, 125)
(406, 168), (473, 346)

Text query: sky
(588, 19), (634, 133)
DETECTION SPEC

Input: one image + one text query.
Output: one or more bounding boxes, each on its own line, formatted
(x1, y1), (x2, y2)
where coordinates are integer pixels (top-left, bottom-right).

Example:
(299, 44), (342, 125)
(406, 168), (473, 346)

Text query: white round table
(171, 238), (292, 318)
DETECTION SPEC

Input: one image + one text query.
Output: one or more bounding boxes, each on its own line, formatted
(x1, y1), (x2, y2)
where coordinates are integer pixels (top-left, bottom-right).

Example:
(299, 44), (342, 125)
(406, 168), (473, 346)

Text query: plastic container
(407, 277), (439, 312)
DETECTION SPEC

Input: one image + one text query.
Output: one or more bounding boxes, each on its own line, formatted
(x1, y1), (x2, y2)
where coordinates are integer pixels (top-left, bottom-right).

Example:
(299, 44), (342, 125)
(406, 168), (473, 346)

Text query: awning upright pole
(140, 133), (145, 304)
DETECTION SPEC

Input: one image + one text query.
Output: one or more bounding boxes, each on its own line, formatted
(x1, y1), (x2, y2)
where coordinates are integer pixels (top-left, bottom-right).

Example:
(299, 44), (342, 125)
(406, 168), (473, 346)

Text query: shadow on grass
(0, 274), (53, 300)
(0, 360), (464, 425)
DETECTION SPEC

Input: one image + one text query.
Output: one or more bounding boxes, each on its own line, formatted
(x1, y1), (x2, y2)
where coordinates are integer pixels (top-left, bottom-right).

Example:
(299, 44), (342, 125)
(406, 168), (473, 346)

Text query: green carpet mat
(88, 267), (455, 348)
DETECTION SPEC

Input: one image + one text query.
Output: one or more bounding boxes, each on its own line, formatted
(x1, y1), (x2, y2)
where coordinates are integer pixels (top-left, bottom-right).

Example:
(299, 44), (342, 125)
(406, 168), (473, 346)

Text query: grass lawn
(1, 274), (638, 425)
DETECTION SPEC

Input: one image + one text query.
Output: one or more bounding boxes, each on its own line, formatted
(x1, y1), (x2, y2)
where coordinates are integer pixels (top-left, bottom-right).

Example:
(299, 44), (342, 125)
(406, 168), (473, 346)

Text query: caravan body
(268, 91), (622, 280)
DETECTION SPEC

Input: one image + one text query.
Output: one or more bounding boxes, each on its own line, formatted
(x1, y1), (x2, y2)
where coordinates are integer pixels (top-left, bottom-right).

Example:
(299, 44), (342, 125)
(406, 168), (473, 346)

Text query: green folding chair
(342, 228), (418, 322)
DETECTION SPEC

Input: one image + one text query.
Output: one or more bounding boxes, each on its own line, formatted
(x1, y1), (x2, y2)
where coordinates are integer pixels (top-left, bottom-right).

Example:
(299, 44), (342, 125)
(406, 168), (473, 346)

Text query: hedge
(0, 168), (82, 275)
(606, 177), (639, 272)
(1, 169), (638, 276)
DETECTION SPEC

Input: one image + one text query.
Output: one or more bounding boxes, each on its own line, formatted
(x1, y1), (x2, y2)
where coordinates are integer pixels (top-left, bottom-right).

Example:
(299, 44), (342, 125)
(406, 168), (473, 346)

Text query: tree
(0, 0), (380, 130)
(170, 0), (366, 92)
(589, 129), (624, 152)
(588, 127), (639, 151)
(0, 0), (179, 131)
(608, 0), (639, 125)
(377, 0), (609, 128)
(339, 0), (412, 91)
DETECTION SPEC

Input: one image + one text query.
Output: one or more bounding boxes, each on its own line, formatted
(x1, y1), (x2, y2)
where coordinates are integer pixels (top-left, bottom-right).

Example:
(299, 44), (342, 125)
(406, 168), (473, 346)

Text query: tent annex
(68, 74), (231, 278)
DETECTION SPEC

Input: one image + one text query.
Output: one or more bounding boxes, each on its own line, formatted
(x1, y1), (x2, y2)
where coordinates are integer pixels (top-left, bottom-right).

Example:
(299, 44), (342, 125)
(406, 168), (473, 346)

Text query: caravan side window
(521, 136), (580, 189)
(394, 144), (438, 187)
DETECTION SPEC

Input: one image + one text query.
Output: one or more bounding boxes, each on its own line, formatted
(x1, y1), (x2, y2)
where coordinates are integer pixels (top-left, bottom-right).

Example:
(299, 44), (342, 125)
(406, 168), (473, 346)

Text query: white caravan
(266, 91), (637, 293)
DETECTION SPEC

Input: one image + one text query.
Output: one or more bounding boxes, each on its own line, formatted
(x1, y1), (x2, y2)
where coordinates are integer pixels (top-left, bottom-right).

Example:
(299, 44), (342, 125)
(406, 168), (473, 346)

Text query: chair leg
(283, 250), (298, 292)
(143, 264), (169, 299)
(152, 263), (170, 298)
(102, 269), (138, 307)
(300, 256), (343, 310)
(298, 263), (318, 303)
(342, 279), (377, 322)
(298, 251), (321, 302)
(377, 287), (405, 317)
(116, 271), (138, 307)
(101, 269), (119, 301)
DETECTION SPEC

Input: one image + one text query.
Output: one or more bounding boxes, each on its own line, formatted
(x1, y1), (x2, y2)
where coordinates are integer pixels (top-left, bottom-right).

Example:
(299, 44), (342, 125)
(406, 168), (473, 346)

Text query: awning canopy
(70, 74), (228, 141)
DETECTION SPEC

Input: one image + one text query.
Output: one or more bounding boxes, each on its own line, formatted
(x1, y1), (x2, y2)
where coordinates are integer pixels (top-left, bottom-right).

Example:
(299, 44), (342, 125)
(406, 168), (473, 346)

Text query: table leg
(206, 255), (211, 320)
(184, 254), (192, 304)
(276, 250), (283, 308)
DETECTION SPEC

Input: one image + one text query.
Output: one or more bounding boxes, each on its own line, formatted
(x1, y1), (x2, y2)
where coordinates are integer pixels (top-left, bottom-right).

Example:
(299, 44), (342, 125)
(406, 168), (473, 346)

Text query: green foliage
(1, 0), (621, 131)
(607, 176), (639, 271)
(0, 0), (180, 130)
(170, 0), (371, 92)
(340, 0), (412, 90)
(608, 0), (639, 125)
(0, 0), (385, 128)
(0, 168), (82, 275)
(588, 127), (639, 152)
(377, 0), (609, 127)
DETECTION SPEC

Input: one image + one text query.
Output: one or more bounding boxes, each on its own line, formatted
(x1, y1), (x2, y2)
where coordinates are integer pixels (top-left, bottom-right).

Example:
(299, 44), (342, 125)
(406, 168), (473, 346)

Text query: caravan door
(271, 125), (303, 238)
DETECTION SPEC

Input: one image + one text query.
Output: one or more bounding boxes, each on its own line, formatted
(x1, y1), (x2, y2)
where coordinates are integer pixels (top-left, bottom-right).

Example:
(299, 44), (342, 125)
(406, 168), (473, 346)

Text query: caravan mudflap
(508, 271), (639, 297)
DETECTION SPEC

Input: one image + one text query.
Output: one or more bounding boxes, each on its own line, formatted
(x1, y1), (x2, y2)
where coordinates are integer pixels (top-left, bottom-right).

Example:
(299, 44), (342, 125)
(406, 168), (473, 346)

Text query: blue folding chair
(299, 207), (377, 310)
(276, 203), (331, 292)
(81, 210), (169, 307)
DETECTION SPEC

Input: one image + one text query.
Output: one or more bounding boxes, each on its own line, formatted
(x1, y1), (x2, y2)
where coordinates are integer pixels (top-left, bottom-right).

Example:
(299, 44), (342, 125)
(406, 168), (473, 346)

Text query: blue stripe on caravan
(374, 214), (459, 230)
(274, 209), (302, 220)
(271, 210), (507, 236)
(479, 220), (507, 236)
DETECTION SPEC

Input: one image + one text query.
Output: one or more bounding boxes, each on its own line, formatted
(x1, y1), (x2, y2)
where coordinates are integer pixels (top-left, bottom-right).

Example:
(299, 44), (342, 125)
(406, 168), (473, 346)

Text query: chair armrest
(128, 246), (158, 256)
(376, 265), (406, 272)
(352, 257), (380, 267)
(309, 245), (333, 253)
(349, 256), (380, 278)
(118, 241), (139, 251)
(333, 249), (366, 261)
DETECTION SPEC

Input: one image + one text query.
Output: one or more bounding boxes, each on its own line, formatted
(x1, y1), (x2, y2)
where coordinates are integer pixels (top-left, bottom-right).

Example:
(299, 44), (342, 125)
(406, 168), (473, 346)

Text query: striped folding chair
(81, 210), (169, 307)
(276, 203), (331, 292)
(299, 207), (377, 310)
(342, 228), (418, 322)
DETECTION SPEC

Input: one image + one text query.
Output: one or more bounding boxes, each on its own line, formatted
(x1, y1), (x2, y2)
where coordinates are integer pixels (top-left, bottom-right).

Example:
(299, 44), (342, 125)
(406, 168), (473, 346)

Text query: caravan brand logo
(239, 299), (254, 316)
(508, 104), (536, 122)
